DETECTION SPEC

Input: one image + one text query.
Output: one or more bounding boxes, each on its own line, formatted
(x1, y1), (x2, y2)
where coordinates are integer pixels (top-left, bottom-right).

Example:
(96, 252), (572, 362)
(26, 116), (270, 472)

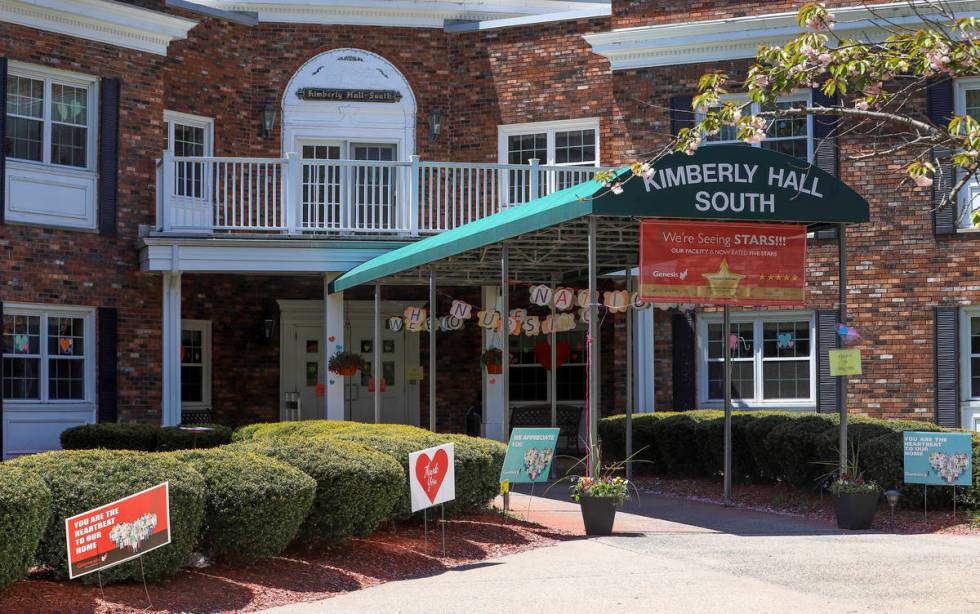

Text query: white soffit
(586, 0), (980, 70)
(190, 0), (608, 28)
(0, 0), (198, 55)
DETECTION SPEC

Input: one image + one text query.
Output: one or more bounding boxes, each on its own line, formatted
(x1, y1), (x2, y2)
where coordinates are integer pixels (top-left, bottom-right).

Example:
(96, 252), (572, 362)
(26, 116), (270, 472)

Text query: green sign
(903, 431), (973, 486)
(499, 428), (560, 484)
(829, 348), (861, 376)
(598, 146), (870, 225)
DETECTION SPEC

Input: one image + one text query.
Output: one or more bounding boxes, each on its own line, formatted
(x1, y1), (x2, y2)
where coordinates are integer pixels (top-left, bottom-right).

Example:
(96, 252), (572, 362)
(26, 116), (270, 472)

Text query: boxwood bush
(0, 464), (51, 590)
(169, 449), (316, 561)
(60, 423), (159, 452)
(648, 411), (723, 476)
(743, 413), (801, 482)
(232, 436), (403, 543)
(764, 414), (838, 488)
(11, 450), (205, 584)
(694, 412), (765, 480)
(597, 412), (677, 471)
(157, 425), (233, 451)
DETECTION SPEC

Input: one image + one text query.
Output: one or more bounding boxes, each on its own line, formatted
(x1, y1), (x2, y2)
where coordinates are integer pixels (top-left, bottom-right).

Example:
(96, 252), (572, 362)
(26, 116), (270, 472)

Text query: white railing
(157, 151), (614, 236)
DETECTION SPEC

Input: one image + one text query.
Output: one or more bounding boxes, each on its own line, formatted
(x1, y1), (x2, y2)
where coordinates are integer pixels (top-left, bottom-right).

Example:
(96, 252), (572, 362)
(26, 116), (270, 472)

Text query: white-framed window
(4, 63), (99, 230)
(498, 118), (600, 204)
(509, 326), (588, 405)
(697, 311), (816, 408)
(2, 304), (95, 406)
(180, 319), (212, 410)
(700, 91), (813, 162)
(953, 78), (980, 229)
(164, 111), (213, 199)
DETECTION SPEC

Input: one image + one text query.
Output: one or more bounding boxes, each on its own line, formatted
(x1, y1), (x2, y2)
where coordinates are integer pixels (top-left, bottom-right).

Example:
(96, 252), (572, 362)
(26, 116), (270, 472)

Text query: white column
(284, 152), (301, 234)
(634, 298), (656, 412)
(482, 286), (505, 441)
(323, 274), (345, 421)
(374, 283), (382, 424)
(162, 271), (182, 426)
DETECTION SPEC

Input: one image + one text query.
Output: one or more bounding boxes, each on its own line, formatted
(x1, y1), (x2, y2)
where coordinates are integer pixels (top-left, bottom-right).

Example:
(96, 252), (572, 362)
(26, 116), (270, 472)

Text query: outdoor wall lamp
(263, 318), (277, 340)
(884, 489), (900, 532)
(261, 101), (278, 137)
(428, 107), (444, 139)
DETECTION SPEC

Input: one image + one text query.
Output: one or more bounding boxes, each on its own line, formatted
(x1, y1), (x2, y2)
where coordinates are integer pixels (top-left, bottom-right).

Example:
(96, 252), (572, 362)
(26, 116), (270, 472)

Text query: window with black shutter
(928, 78), (957, 235)
(935, 307), (959, 427)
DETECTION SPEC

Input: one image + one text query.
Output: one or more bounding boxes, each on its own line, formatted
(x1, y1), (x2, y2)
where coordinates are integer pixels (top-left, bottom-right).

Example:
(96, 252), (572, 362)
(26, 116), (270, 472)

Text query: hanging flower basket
(481, 348), (503, 374)
(328, 351), (366, 376)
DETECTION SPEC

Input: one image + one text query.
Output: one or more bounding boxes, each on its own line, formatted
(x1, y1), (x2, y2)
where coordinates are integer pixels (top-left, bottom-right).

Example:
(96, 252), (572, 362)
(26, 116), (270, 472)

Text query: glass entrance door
(351, 143), (397, 231)
(301, 143), (341, 230)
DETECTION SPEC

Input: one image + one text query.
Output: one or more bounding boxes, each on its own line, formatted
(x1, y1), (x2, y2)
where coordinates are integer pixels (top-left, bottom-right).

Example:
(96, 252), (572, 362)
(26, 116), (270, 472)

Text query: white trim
(958, 307), (980, 430)
(1, 302), (97, 410)
(585, 1), (980, 70)
(497, 117), (601, 165)
(699, 90), (814, 163)
(190, 0), (606, 28)
(180, 319), (211, 411)
(0, 0), (197, 55)
(696, 310), (816, 410)
(953, 78), (980, 229)
(443, 6), (610, 32)
(164, 110), (215, 157)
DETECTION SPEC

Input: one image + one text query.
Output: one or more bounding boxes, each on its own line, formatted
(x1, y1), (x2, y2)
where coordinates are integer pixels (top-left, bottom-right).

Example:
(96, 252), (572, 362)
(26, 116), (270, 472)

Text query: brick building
(1, 0), (977, 458)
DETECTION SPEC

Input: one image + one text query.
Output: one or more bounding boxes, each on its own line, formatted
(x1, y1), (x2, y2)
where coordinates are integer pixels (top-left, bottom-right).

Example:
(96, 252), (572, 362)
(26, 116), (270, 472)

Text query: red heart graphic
(415, 449), (449, 503)
(534, 340), (571, 371)
(328, 336), (336, 342)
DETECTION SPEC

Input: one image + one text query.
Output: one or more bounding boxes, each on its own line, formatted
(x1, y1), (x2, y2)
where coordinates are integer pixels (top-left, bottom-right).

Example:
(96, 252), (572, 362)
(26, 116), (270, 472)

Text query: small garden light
(885, 489), (900, 532)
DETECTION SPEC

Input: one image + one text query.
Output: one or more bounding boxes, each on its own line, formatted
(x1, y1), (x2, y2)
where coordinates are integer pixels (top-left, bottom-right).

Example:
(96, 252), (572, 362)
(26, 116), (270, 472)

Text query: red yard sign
(639, 220), (806, 306)
(64, 482), (171, 579)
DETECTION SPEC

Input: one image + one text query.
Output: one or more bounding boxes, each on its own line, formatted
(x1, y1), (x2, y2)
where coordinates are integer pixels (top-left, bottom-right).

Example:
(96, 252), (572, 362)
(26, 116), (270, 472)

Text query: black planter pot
(833, 492), (880, 530)
(579, 496), (619, 536)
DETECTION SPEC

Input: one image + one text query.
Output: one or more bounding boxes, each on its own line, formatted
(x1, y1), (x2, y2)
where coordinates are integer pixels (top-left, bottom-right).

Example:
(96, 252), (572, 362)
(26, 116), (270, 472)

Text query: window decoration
(2, 306), (93, 403)
(6, 70), (94, 169)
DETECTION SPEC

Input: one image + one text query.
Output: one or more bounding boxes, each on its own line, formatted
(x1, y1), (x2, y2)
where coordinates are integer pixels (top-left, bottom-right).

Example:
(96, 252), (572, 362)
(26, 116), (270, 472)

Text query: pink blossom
(818, 53), (833, 66)
(913, 175), (933, 188)
(640, 163), (654, 179)
(610, 182), (624, 195)
(854, 100), (870, 111)
(862, 82), (882, 97)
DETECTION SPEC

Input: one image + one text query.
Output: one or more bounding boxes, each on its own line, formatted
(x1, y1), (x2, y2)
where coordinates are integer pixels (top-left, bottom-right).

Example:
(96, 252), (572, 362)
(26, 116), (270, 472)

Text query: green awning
(330, 146), (870, 292)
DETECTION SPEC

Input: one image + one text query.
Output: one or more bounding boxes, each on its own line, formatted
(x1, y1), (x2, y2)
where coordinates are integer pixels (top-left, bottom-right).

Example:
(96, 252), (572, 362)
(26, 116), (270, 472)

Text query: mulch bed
(634, 476), (980, 535)
(0, 511), (570, 614)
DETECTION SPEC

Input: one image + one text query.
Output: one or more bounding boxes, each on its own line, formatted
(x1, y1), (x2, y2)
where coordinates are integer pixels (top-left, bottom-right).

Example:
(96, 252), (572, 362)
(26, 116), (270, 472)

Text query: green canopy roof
(330, 146), (870, 292)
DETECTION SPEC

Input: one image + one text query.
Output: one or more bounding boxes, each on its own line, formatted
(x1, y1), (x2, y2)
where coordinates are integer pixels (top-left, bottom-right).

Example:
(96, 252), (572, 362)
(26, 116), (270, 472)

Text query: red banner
(639, 220), (806, 306)
(65, 482), (171, 579)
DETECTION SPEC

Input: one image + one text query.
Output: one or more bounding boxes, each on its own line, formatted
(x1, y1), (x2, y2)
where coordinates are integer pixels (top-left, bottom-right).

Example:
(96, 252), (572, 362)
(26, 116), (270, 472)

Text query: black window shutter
(1, 56), (7, 226)
(816, 309), (840, 413)
(670, 95), (695, 136)
(927, 78), (957, 235)
(97, 307), (118, 423)
(98, 78), (120, 237)
(934, 306), (959, 427)
(0, 300), (4, 459)
(811, 88), (839, 239)
(671, 312), (697, 411)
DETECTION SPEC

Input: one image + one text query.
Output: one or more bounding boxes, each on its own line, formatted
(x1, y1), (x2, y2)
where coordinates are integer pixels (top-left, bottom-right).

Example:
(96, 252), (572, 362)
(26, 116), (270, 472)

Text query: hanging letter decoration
(631, 292), (652, 310)
(477, 309), (501, 330)
(508, 316), (521, 336)
(576, 289), (592, 308)
(449, 300), (473, 319)
(528, 284), (554, 307)
(553, 288), (575, 311)
(603, 290), (630, 313)
(509, 308), (527, 322)
(557, 313), (577, 332)
(523, 316), (541, 337)
(387, 317), (404, 332)
(441, 315), (464, 331)
(404, 307), (427, 332)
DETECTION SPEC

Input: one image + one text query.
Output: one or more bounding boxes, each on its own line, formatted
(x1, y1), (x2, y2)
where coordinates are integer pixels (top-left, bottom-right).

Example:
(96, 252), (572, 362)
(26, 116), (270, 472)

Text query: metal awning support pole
(374, 282), (381, 424)
(838, 223), (848, 475)
(723, 304), (733, 505)
(501, 244), (510, 440)
(587, 216), (599, 458)
(429, 268), (437, 432)
(626, 269), (634, 482)
(550, 276), (557, 430)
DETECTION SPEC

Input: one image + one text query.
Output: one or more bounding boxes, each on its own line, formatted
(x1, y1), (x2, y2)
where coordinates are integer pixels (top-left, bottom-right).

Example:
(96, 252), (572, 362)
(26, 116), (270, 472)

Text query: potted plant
(328, 351), (366, 377)
(480, 347), (503, 374)
(568, 443), (631, 536)
(816, 446), (881, 530)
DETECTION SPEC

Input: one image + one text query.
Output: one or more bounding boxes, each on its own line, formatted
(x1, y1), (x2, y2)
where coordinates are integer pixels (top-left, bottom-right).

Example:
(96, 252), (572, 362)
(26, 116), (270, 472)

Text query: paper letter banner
(409, 443), (456, 512)
(528, 284), (554, 307)
(65, 482), (171, 579)
(828, 348), (861, 376)
(499, 428), (560, 484)
(903, 432), (973, 486)
(404, 307), (427, 332)
(553, 288), (575, 311)
(449, 300), (473, 319)
(640, 220), (806, 306)
(387, 317), (404, 332)
(603, 290), (629, 313)
(477, 309), (500, 330)
(508, 316), (521, 336)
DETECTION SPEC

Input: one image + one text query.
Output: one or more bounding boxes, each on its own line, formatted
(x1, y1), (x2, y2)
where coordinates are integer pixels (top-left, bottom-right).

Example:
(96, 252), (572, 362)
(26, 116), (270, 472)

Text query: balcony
(155, 153), (615, 237)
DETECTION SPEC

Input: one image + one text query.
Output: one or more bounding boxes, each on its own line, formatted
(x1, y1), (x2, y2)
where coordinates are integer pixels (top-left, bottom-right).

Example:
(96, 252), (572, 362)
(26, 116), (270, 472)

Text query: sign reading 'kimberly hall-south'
(639, 220), (806, 306)
(296, 88), (403, 103)
(598, 146), (870, 225)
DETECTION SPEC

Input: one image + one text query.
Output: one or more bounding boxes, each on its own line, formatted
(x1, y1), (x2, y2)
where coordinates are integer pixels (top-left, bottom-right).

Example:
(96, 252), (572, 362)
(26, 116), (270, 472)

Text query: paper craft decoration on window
(528, 284), (553, 307)
(522, 316), (541, 336)
(509, 308), (527, 322)
(508, 316), (521, 336)
(477, 309), (501, 330)
(404, 307), (427, 332)
(449, 300), (473, 319)
(603, 290), (629, 313)
(387, 317), (404, 332)
(576, 289), (592, 308)
(776, 333), (795, 349)
(13, 334), (30, 353)
(383, 339), (395, 353)
(553, 288), (575, 311)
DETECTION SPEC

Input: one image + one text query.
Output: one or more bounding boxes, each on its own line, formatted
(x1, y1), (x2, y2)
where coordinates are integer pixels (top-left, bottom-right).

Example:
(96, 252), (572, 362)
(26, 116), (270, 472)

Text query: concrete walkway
(262, 492), (980, 614)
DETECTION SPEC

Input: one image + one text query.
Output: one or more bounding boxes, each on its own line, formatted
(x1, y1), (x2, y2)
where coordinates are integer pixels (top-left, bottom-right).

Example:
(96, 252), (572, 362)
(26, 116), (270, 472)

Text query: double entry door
(301, 141), (398, 232)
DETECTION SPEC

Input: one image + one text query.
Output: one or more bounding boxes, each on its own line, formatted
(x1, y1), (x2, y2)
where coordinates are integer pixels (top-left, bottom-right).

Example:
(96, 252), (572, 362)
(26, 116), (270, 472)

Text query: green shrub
(157, 424), (233, 451)
(598, 412), (678, 472)
(648, 411), (723, 476)
(231, 420), (363, 442)
(60, 423), (158, 451)
(11, 450), (205, 584)
(860, 430), (956, 508)
(232, 437), (403, 543)
(765, 414), (838, 488)
(169, 449), (316, 561)
(813, 418), (941, 467)
(744, 413), (801, 481)
(693, 413), (764, 480)
(0, 464), (51, 590)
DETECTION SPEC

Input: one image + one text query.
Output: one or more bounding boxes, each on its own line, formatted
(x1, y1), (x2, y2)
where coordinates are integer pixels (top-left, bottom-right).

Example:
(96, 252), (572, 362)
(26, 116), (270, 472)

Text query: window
(698, 312), (815, 407)
(181, 320), (211, 410)
(164, 111), (213, 199)
(510, 327), (588, 404)
(700, 92), (813, 162)
(953, 79), (980, 228)
(498, 119), (600, 204)
(2, 305), (94, 405)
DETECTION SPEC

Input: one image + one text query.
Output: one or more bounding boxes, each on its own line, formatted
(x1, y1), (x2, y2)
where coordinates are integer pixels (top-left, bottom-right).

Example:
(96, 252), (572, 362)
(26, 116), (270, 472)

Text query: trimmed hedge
(11, 450), (205, 584)
(61, 423), (158, 451)
(744, 413), (802, 482)
(648, 411), (723, 476)
(169, 449), (316, 561)
(764, 414), (838, 488)
(0, 464), (51, 590)
(157, 425), (233, 451)
(694, 412), (767, 480)
(597, 412), (677, 471)
(232, 436), (403, 543)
